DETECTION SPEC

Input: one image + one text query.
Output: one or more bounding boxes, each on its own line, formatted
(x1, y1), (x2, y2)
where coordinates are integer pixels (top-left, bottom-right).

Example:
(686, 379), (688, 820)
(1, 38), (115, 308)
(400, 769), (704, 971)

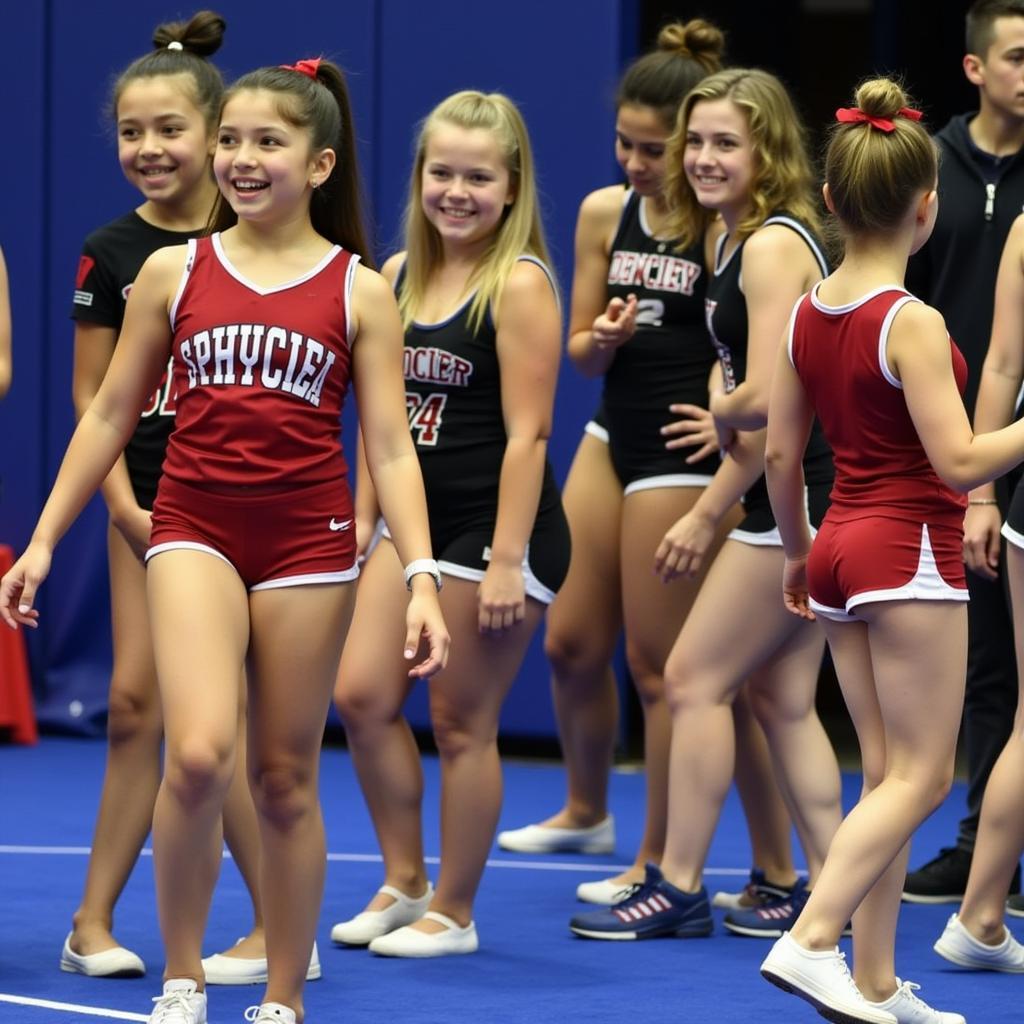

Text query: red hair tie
(835, 106), (922, 133)
(279, 57), (322, 80)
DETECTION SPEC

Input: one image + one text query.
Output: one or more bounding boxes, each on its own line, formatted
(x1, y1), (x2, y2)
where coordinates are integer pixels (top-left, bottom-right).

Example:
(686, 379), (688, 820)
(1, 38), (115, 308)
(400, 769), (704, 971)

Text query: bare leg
(69, 523), (162, 956)
(747, 630), (841, 884)
(247, 580), (355, 1018)
(957, 543), (1024, 944)
(786, 601), (966, 1003)
(659, 541), (822, 893)
(147, 551), (251, 989)
(334, 539), (427, 914)
(541, 433), (622, 828)
(732, 687), (799, 886)
(418, 580), (546, 927)
(605, 486), (739, 886)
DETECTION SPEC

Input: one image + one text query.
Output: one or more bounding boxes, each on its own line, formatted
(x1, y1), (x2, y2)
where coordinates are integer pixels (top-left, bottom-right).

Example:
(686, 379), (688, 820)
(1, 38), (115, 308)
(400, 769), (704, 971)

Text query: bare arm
(964, 216), (1024, 576)
(479, 260), (561, 632)
(712, 226), (822, 430)
(72, 323), (154, 559)
(0, 248), (10, 401)
(893, 300), (1024, 492)
(566, 186), (635, 378)
(350, 263), (449, 675)
(764, 341), (816, 619)
(1, 248), (183, 627)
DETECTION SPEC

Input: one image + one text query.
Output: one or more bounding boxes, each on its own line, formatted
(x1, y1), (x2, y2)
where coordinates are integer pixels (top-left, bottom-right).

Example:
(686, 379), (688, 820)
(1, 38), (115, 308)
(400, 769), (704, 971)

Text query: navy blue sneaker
(569, 864), (712, 940)
(724, 879), (809, 937)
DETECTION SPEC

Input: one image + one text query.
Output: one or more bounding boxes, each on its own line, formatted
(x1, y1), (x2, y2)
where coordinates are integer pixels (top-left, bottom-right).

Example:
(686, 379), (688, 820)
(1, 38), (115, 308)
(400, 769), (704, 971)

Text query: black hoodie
(907, 113), (1024, 416)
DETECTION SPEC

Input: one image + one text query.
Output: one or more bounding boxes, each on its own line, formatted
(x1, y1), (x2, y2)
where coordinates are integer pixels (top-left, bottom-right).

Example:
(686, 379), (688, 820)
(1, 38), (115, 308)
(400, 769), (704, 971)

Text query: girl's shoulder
(577, 184), (630, 227)
(380, 251), (408, 288)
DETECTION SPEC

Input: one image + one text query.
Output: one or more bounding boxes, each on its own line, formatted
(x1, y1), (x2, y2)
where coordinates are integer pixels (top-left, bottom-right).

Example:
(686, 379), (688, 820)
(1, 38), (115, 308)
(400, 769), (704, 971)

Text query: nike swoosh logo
(328, 518), (352, 532)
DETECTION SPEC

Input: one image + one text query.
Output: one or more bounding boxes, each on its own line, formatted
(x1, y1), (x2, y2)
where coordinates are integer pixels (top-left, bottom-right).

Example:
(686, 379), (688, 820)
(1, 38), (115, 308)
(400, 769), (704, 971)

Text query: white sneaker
(497, 815), (615, 854)
(330, 883), (433, 945)
(202, 939), (321, 984)
(368, 911), (478, 958)
(243, 1003), (296, 1024)
(60, 933), (146, 977)
(149, 980), (207, 1024)
(934, 912), (1024, 972)
(760, 932), (897, 1024)
(868, 979), (965, 1024)
(575, 877), (640, 905)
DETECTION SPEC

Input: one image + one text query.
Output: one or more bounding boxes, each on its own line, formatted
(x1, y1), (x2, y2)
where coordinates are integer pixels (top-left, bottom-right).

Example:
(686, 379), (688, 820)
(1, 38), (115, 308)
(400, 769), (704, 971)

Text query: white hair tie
(167, 41), (184, 51)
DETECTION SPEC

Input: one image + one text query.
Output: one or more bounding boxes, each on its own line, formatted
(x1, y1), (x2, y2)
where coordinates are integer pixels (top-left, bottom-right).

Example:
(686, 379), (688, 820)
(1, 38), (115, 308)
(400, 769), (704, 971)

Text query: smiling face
(614, 103), (671, 196)
(682, 97), (755, 223)
(116, 74), (214, 213)
(213, 88), (333, 225)
(420, 122), (514, 256)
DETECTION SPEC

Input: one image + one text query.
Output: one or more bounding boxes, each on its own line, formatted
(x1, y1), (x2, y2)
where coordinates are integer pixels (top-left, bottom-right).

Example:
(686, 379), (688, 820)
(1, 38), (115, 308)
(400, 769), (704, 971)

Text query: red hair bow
(279, 57), (322, 80)
(835, 106), (922, 133)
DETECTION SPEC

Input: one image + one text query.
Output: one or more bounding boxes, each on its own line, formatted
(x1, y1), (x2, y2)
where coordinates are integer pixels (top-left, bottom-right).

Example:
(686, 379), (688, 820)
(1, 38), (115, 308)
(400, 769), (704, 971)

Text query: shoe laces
(615, 880), (653, 909)
(829, 948), (870, 1004)
(150, 991), (200, 1024)
(892, 979), (931, 1012)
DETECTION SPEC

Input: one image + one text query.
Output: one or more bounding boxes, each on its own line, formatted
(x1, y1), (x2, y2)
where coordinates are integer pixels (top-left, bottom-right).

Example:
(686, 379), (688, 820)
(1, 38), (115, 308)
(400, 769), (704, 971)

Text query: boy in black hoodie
(904, 0), (1024, 909)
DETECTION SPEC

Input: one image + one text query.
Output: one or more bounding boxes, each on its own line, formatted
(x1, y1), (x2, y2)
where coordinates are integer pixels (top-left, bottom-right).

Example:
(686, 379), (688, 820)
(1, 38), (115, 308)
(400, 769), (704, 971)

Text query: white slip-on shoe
(497, 815), (615, 854)
(202, 939), (321, 984)
(368, 911), (478, 958)
(933, 912), (1024, 972)
(243, 1003), (296, 1023)
(330, 883), (434, 946)
(60, 932), (145, 978)
(867, 978), (965, 1024)
(760, 932), (897, 1024)
(149, 979), (207, 1024)
(575, 877), (641, 905)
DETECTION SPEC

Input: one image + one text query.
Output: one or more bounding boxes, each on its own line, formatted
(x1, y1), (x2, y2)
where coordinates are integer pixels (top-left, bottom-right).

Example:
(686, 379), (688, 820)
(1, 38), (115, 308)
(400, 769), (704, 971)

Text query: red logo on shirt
(76, 255), (95, 290)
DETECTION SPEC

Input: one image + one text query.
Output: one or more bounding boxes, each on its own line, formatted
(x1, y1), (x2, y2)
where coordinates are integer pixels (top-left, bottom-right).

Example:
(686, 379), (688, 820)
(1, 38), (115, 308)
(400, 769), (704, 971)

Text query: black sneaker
(1007, 893), (1024, 918)
(903, 847), (1022, 903)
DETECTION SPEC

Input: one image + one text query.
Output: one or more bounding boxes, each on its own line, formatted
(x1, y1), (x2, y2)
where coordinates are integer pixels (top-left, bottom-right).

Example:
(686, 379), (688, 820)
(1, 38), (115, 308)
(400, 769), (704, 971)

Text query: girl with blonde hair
(570, 68), (843, 946)
(331, 89), (569, 957)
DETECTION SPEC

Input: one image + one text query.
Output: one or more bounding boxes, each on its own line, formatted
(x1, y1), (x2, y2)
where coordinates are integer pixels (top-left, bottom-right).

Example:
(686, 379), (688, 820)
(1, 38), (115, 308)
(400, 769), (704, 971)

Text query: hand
(477, 561), (526, 634)
(112, 505), (153, 563)
(654, 508), (716, 582)
(782, 554), (815, 620)
(592, 294), (638, 350)
(963, 504), (1002, 581)
(0, 540), (51, 630)
(355, 516), (377, 565)
(403, 583), (450, 678)
(662, 403), (719, 464)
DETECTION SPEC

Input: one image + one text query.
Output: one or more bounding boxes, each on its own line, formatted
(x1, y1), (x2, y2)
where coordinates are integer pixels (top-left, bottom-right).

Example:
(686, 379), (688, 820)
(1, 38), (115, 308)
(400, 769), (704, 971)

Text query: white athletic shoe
(575, 876), (640, 905)
(330, 883), (434, 946)
(933, 912), (1024, 972)
(368, 911), (478, 958)
(243, 1003), (296, 1023)
(201, 940), (320, 984)
(149, 980), (207, 1024)
(760, 932), (897, 1024)
(867, 979), (965, 1024)
(497, 815), (615, 854)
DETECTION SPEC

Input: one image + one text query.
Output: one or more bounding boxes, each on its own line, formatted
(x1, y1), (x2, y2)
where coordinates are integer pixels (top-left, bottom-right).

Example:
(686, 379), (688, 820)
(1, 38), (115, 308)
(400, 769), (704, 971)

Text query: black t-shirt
(71, 211), (195, 509)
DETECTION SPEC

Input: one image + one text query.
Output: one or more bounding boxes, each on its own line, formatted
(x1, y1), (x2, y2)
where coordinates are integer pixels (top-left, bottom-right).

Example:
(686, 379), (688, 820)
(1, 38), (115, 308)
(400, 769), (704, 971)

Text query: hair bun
(152, 10), (226, 58)
(657, 19), (725, 63)
(853, 77), (911, 121)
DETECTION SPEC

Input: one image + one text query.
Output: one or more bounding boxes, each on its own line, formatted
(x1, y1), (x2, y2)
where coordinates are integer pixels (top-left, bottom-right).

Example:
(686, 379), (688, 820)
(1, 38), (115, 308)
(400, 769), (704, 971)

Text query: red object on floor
(0, 544), (38, 744)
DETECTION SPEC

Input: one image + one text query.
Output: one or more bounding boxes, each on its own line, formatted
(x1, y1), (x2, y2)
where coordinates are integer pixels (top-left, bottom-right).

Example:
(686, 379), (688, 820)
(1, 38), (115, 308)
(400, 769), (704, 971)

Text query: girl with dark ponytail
(3, 55), (449, 1024)
(64, 10), (288, 989)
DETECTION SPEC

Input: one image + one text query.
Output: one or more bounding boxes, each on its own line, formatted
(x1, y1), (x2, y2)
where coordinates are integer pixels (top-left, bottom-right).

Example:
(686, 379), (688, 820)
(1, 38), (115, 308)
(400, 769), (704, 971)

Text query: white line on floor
(0, 845), (749, 876)
(0, 993), (147, 1021)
